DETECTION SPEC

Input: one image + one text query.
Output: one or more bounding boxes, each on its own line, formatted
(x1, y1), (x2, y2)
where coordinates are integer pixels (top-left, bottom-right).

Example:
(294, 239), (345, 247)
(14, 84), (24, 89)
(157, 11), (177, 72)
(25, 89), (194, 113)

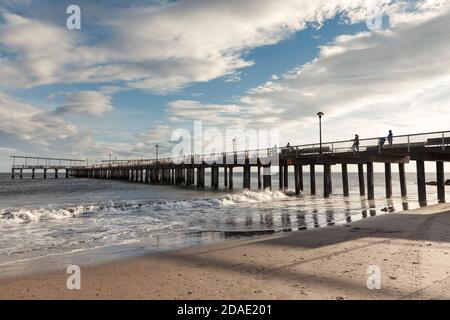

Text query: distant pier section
(10, 130), (450, 207)
(10, 156), (85, 179)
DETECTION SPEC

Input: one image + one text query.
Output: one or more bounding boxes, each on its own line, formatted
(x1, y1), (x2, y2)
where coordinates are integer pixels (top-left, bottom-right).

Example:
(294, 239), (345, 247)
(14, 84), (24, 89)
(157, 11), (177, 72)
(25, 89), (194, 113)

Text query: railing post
(407, 136), (410, 153)
(442, 132), (445, 151)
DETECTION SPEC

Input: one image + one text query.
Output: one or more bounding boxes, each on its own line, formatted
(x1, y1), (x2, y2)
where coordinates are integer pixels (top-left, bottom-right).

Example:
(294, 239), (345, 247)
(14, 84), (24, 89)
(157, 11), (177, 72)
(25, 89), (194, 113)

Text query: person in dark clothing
(387, 130), (393, 146)
(352, 134), (360, 153)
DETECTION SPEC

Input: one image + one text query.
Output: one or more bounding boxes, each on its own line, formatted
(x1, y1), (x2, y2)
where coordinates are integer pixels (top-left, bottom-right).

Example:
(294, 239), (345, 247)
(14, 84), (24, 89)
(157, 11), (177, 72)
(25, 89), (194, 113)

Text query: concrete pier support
(417, 160), (427, 207)
(437, 161), (445, 203)
(263, 166), (272, 190)
(66, 169), (69, 179)
(224, 167), (228, 187)
(367, 163), (374, 200)
(294, 164), (300, 195)
(257, 166), (262, 190)
(243, 165), (251, 189)
(310, 165), (316, 195)
(19, 169), (23, 179)
(279, 164), (283, 190)
(298, 164), (303, 192)
(190, 168), (195, 186)
(11, 169), (14, 179)
(385, 163), (392, 198)
(358, 164), (365, 196)
(399, 163), (407, 198)
(197, 167), (205, 188)
(211, 167), (219, 189)
(196, 167), (200, 187)
(54, 169), (58, 179)
(283, 164), (288, 190)
(342, 164), (349, 197)
(184, 169), (189, 186)
(324, 164), (332, 198)
(228, 167), (233, 190)
(31, 169), (35, 179)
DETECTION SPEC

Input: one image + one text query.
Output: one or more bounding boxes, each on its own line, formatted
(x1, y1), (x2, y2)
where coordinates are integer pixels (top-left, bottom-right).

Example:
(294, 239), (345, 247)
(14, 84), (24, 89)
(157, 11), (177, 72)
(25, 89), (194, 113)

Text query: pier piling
(283, 164), (288, 190)
(298, 164), (304, 192)
(263, 166), (272, 190)
(324, 164), (332, 198)
(342, 164), (349, 197)
(417, 160), (427, 207)
(367, 163), (374, 200)
(228, 167), (233, 190)
(399, 163), (407, 198)
(385, 163), (392, 198)
(279, 164), (283, 190)
(294, 164), (300, 195)
(224, 167), (228, 187)
(437, 161), (445, 203)
(257, 166), (262, 190)
(358, 164), (365, 196)
(310, 165), (316, 195)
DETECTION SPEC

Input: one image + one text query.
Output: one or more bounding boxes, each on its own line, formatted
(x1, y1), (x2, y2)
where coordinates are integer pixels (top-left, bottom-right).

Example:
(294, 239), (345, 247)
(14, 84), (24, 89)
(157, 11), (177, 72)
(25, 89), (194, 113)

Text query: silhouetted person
(286, 142), (292, 152)
(379, 137), (386, 148)
(387, 130), (393, 146)
(352, 134), (360, 153)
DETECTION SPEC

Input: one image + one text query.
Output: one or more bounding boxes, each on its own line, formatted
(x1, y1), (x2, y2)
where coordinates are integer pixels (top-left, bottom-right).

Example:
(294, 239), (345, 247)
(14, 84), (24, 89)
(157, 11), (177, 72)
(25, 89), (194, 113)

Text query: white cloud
(0, 92), (77, 143)
(167, 100), (241, 125)
(0, 0), (422, 93)
(53, 91), (113, 116)
(166, 6), (450, 144)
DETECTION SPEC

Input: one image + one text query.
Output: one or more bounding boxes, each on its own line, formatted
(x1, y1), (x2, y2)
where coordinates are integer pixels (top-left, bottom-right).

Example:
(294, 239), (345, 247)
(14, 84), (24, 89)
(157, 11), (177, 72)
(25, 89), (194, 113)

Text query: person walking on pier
(351, 134), (360, 153)
(387, 130), (393, 146)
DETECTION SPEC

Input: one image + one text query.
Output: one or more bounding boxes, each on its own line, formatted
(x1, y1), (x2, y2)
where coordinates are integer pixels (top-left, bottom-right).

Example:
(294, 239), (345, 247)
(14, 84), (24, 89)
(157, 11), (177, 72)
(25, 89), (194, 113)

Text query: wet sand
(1, 203), (450, 300)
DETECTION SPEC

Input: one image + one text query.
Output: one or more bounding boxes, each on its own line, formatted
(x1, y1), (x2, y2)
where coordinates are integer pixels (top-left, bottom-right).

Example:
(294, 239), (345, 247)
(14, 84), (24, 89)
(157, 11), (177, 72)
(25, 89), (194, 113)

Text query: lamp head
(317, 112), (324, 118)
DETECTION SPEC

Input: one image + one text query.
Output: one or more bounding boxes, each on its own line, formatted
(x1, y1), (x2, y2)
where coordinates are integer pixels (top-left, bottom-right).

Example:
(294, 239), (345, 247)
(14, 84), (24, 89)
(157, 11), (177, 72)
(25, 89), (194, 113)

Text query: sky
(1, 0), (450, 171)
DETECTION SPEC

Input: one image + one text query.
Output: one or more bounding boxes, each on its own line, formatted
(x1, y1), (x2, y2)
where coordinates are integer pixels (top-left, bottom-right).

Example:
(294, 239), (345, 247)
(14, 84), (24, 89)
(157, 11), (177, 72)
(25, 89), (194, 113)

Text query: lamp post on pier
(317, 112), (324, 154)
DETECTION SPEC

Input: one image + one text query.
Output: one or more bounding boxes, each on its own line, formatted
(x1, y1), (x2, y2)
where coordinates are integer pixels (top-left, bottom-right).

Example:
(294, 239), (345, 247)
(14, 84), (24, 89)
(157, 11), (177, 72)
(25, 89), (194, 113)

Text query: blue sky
(1, 0), (450, 171)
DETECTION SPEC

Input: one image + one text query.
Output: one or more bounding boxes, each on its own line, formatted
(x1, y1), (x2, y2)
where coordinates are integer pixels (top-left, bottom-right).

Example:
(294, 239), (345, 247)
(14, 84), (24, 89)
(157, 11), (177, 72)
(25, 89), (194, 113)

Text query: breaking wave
(0, 189), (295, 224)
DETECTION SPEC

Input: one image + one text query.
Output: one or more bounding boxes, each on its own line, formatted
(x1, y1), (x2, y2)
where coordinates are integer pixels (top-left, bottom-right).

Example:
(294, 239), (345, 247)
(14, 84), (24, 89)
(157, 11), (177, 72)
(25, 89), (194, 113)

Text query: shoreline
(1, 203), (450, 299)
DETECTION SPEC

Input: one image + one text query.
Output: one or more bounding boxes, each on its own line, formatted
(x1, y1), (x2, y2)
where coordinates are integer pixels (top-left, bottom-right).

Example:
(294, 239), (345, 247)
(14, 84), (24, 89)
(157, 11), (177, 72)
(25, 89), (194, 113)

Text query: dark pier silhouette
(10, 130), (450, 207)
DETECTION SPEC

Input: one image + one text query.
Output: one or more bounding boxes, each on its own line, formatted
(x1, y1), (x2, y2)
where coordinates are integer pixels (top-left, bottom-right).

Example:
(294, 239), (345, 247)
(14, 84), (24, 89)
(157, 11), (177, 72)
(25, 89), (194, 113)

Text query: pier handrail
(88, 129), (450, 168)
(10, 156), (85, 162)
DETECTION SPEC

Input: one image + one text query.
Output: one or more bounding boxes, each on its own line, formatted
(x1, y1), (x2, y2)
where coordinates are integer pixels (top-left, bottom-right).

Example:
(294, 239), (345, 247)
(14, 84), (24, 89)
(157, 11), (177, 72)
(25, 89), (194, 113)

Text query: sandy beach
(1, 203), (450, 300)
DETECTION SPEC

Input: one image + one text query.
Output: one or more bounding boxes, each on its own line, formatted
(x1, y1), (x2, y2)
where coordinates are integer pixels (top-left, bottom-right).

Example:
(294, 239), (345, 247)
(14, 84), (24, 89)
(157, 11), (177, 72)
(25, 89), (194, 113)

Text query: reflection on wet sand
(360, 199), (368, 219)
(183, 191), (418, 244)
(369, 200), (377, 216)
(402, 199), (410, 211)
(312, 209), (320, 228)
(344, 199), (352, 223)
(296, 213), (307, 231)
(326, 210), (335, 226)
(281, 212), (292, 231)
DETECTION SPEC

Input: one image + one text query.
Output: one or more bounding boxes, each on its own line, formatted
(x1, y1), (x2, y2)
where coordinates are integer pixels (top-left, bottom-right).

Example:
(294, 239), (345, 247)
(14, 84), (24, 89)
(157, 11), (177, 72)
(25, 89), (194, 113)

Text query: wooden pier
(10, 156), (85, 179)
(11, 130), (450, 207)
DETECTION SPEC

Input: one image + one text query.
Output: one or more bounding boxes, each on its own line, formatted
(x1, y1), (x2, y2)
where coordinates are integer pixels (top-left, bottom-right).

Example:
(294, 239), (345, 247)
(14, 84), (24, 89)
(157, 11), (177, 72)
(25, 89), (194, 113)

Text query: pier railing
(90, 130), (450, 168)
(10, 156), (86, 169)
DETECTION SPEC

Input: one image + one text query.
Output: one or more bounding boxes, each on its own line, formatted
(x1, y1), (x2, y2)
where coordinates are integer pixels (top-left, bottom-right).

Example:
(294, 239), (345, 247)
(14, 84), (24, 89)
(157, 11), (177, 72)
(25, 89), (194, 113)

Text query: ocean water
(0, 170), (448, 278)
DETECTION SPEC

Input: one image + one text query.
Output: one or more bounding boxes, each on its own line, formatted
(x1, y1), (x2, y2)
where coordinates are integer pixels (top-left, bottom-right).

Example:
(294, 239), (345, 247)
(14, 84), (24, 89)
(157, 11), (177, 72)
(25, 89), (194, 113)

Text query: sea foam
(0, 189), (294, 224)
